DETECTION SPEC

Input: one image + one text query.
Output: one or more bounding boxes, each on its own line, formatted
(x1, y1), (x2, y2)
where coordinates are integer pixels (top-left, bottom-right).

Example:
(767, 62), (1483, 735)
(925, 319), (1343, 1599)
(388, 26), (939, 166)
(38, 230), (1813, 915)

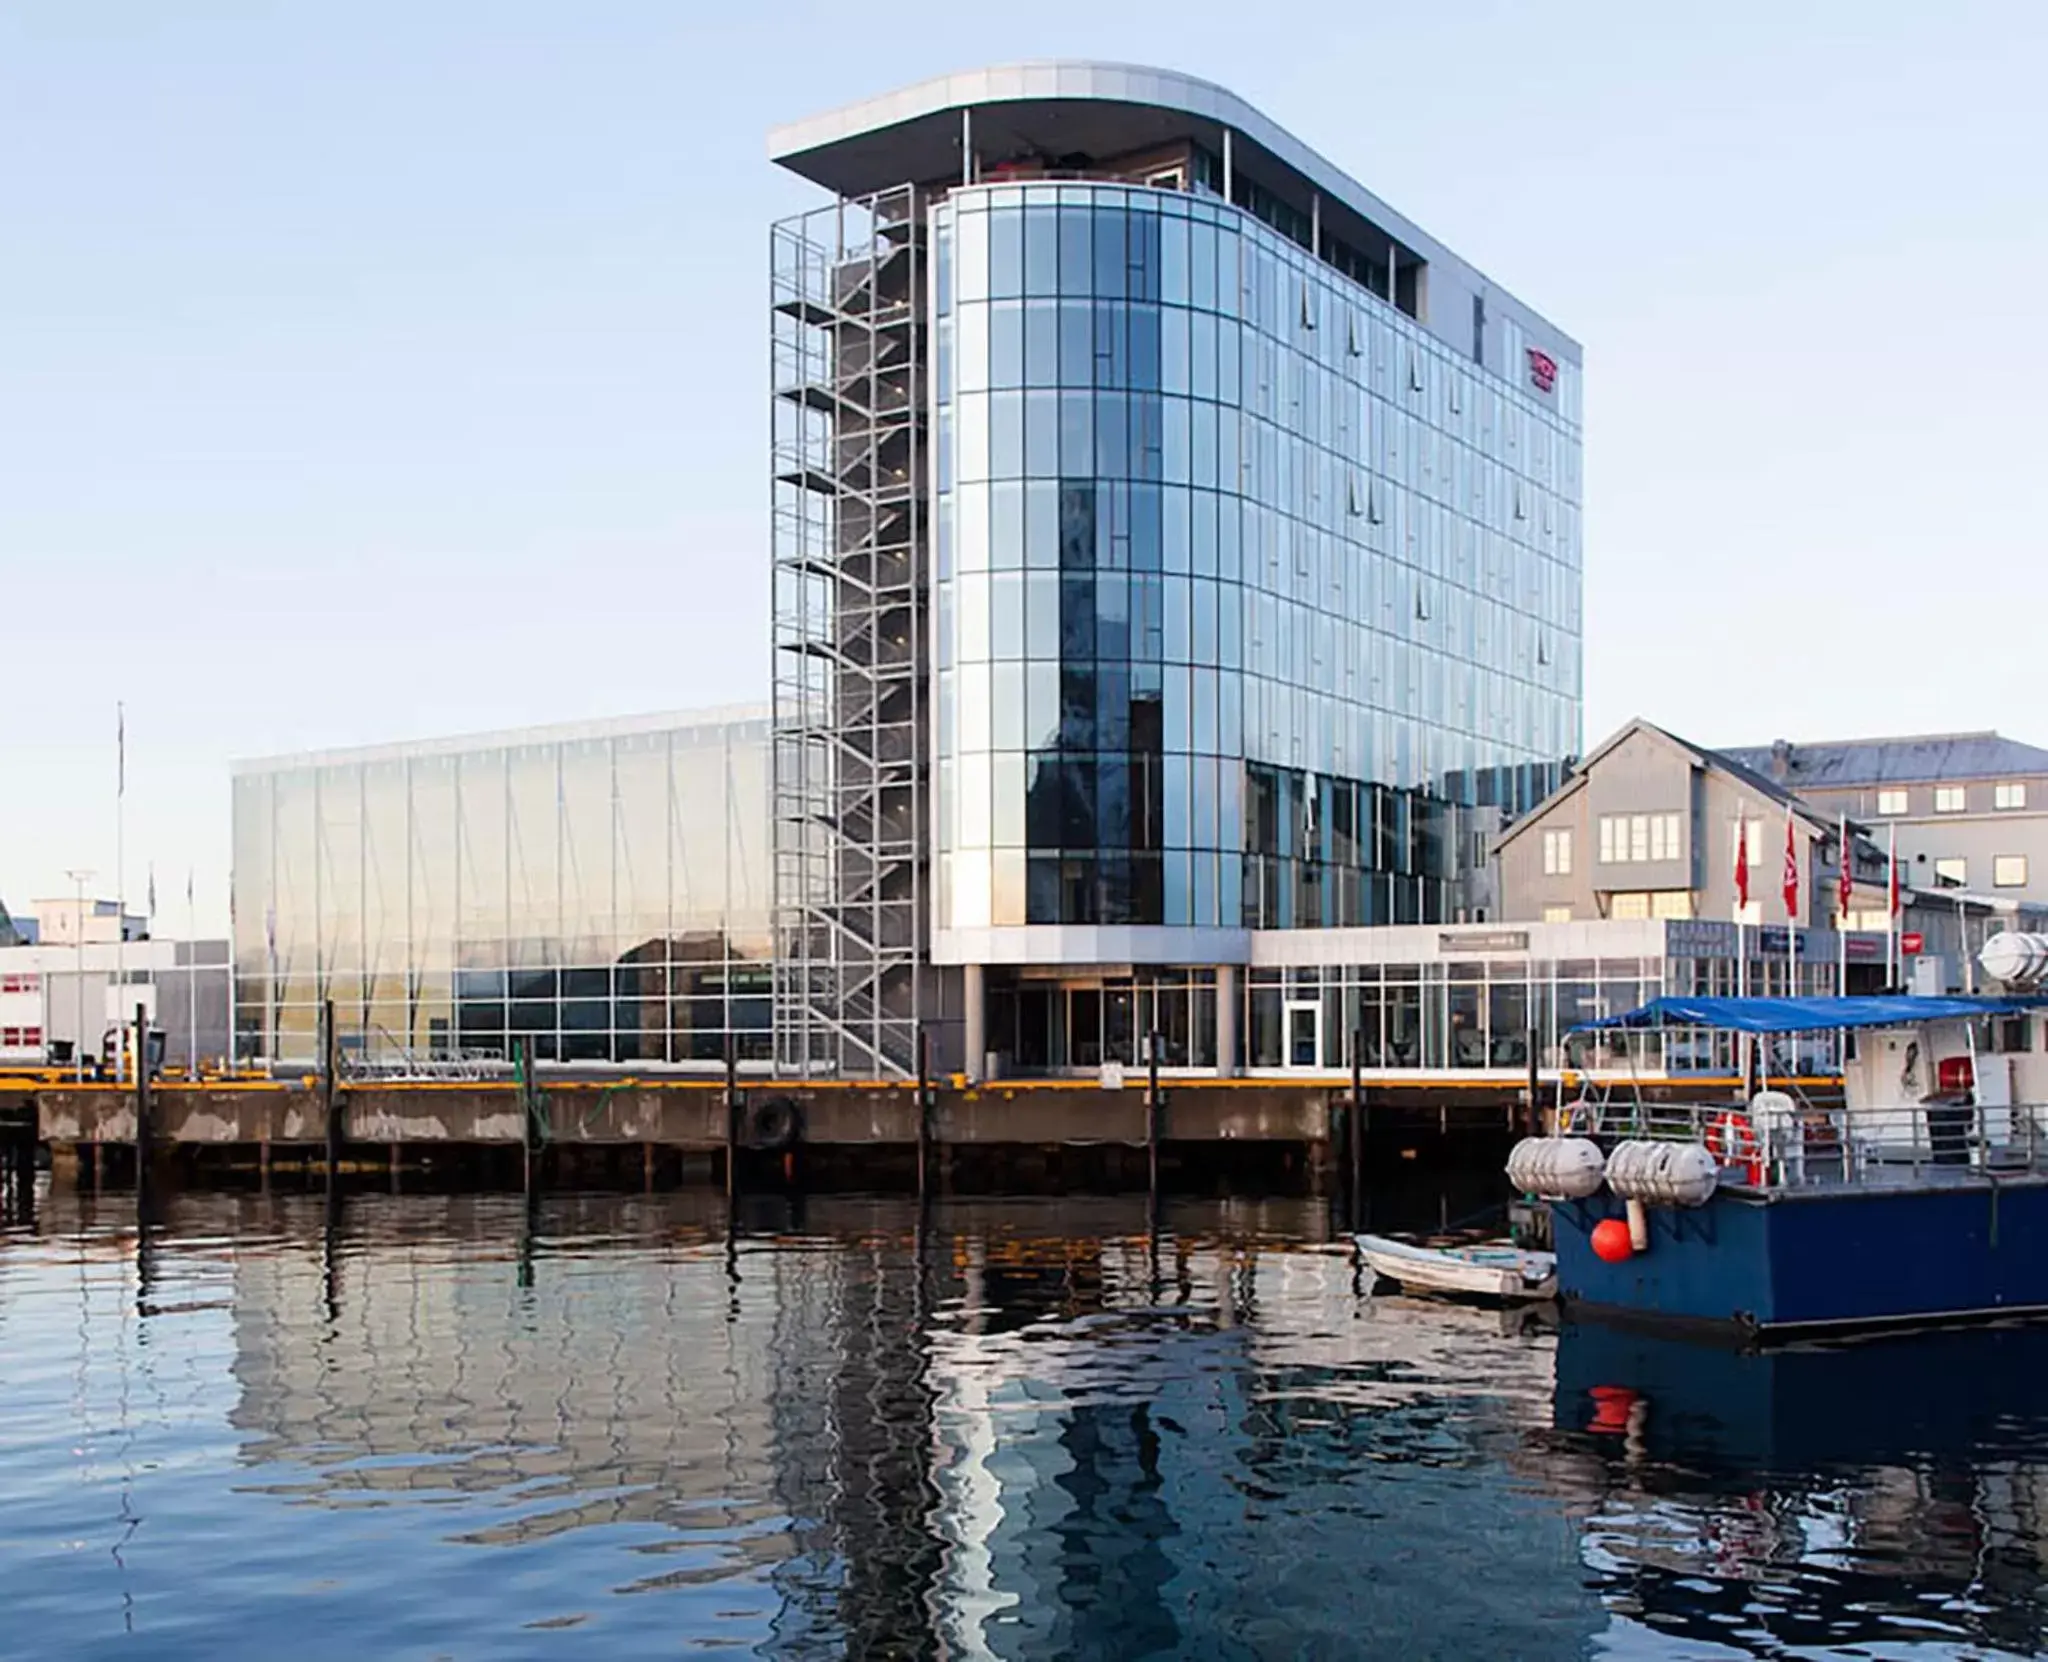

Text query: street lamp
(64, 868), (94, 1082)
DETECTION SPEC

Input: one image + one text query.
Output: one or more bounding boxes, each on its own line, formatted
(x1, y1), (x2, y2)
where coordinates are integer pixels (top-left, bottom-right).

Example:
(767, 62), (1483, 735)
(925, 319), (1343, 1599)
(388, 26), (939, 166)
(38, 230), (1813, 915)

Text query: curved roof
(771, 61), (1578, 365)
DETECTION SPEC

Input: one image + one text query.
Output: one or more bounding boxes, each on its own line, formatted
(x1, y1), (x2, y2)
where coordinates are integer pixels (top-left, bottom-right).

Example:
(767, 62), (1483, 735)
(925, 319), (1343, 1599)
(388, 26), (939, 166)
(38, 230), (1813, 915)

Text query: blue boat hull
(1553, 1176), (2048, 1334)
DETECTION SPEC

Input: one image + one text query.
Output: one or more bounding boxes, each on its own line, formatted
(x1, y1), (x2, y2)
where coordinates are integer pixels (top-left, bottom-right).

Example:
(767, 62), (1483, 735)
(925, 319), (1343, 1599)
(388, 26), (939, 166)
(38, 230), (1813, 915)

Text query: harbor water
(5, 1185), (2048, 1659)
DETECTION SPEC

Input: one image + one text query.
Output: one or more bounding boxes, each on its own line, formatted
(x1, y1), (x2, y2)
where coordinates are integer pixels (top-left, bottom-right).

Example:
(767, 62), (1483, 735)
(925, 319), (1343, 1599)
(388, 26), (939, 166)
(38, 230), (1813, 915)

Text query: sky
(3, 0), (2044, 936)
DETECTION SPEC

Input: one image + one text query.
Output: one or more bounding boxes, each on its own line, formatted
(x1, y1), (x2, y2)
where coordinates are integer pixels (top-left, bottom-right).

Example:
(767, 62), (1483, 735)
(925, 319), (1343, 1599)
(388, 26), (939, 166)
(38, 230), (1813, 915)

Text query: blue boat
(1528, 990), (2048, 1339)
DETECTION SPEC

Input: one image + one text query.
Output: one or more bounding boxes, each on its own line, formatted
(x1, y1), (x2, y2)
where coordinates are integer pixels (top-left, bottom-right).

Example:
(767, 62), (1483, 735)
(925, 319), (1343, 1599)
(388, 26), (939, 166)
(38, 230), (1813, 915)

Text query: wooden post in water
(133, 1001), (153, 1200)
(1146, 1030), (1162, 1205)
(319, 999), (340, 1190)
(1349, 1026), (1365, 1232)
(916, 1024), (932, 1200)
(723, 1037), (740, 1201)
(515, 1037), (539, 1197)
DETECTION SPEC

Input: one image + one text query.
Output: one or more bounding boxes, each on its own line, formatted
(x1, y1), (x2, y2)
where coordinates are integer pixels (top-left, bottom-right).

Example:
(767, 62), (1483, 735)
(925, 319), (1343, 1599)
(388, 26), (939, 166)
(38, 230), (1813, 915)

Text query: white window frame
(1934, 785), (1967, 814)
(1995, 855), (2029, 889)
(1996, 782), (2028, 811)
(1876, 788), (1908, 816)
(1609, 892), (1650, 920)
(1542, 828), (1572, 876)
(1934, 856), (1968, 888)
(1541, 904), (1572, 924)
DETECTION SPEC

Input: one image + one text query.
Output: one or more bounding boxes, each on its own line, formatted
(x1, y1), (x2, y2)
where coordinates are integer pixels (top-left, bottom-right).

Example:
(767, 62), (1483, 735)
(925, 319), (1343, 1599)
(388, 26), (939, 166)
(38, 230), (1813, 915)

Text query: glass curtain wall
(231, 715), (772, 1066)
(928, 181), (1581, 938)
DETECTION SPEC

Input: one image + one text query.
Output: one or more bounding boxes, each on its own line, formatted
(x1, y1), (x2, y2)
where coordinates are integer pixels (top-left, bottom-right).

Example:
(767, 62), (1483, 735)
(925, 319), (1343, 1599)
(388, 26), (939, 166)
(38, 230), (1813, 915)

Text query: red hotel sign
(1527, 347), (1558, 394)
(1901, 931), (1925, 955)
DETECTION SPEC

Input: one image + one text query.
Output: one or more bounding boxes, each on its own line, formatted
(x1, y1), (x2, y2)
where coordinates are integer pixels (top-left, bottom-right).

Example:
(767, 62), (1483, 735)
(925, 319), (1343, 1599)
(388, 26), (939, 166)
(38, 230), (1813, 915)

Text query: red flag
(1838, 815), (1854, 922)
(1782, 815), (1799, 920)
(1734, 817), (1750, 911)
(1889, 824), (1900, 917)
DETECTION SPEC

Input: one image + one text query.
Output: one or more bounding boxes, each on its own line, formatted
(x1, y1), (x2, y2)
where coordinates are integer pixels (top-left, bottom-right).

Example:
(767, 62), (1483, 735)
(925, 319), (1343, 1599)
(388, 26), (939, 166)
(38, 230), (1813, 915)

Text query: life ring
(745, 1096), (803, 1153)
(1705, 1110), (1764, 1185)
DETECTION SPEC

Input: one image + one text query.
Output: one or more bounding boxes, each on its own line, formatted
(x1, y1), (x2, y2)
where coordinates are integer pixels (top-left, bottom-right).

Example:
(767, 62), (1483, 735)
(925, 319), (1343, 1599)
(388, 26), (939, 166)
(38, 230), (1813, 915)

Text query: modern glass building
(230, 707), (771, 1067)
(771, 64), (1582, 1078)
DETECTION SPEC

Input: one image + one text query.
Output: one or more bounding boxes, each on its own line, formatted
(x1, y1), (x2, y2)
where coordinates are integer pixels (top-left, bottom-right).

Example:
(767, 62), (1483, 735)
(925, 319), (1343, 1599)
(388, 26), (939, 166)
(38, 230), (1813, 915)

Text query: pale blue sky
(4, 1), (2043, 934)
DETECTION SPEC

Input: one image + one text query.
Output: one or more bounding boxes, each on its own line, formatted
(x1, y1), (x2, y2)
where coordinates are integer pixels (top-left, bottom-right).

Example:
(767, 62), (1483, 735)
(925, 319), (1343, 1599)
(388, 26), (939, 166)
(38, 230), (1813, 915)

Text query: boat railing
(1555, 1092), (2048, 1191)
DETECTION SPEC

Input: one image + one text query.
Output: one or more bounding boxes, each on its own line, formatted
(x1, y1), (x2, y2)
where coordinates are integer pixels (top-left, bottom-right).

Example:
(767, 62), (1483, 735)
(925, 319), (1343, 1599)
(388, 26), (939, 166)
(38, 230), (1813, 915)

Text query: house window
(1542, 828), (1572, 876)
(1651, 891), (1695, 920)
(1610, 892), (1650, 920)
(1935, 786), (1967, 814)
(1542, 904), (1572, 924)
(1649, 812), (1681, 863)
(1934, 857), (1967, 888)
(1996, 855), (2029, 888)
(1877, 788), (1909, 816)
(1599, 813), (1682, 864)
(1996, 782), (2028, 811)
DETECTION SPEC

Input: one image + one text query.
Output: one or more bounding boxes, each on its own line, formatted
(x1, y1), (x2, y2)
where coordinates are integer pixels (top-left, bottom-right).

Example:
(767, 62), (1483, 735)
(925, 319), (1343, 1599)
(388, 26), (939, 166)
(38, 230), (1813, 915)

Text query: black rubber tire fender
(745, 1096), (803, 1152)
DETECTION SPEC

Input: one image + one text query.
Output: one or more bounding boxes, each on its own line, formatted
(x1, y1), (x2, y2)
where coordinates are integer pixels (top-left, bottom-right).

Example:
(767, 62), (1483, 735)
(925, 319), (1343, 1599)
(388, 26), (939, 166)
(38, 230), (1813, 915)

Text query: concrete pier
(11, 1074), (1552, 1190)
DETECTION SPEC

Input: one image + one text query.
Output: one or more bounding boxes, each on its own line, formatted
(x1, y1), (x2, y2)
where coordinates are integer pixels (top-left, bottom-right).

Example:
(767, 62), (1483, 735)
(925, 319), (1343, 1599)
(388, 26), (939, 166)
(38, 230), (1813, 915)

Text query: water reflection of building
(200, 1193), (1622, 1654)
(924, 1233), (1600, 1658)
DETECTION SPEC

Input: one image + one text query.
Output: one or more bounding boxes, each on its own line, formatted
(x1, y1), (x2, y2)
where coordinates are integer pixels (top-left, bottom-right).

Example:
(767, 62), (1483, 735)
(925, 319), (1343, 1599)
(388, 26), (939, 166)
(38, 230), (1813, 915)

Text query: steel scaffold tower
(771, 185), (927, 1078)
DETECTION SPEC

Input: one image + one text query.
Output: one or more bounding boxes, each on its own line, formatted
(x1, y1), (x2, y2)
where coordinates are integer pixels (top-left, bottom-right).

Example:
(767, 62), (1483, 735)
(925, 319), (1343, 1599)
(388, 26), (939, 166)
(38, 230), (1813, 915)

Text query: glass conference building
(770, 63), (1581, 1078)
(231, 709), (771, 1067)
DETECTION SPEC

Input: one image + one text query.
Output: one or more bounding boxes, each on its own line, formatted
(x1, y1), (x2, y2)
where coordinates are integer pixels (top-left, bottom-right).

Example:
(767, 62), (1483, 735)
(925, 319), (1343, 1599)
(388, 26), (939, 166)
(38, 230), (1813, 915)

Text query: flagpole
(115, 701), (126, 1084)
(1786, 812), (1799, 1083)
(1838, 813), (1849, 998)
(1888, 822), (1900, 990)
(187, 870), (198, 1076)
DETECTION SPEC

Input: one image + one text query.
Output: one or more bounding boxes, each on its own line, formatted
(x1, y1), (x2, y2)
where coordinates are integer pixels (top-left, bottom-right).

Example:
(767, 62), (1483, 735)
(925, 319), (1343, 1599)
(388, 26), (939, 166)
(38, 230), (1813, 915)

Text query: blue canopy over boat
(1576, 994), (2048, 1035)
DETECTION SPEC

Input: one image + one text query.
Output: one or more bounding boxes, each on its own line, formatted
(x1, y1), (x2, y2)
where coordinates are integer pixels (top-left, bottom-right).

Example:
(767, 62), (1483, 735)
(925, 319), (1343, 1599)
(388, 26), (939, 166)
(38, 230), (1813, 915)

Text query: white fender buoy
(1505, 1136), (1606, 1200)
(1604, 1139), (1719, 1208)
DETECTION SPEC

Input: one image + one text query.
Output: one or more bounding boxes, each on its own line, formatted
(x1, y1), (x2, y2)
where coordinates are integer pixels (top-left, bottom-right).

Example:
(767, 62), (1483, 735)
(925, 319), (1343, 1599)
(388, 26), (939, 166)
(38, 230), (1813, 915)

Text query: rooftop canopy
(1576, 994), (2048, 1036)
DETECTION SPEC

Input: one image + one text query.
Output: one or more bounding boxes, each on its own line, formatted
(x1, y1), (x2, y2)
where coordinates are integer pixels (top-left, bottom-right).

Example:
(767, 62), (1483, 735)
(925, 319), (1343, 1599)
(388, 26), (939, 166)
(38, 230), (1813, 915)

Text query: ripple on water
(2, 1186), (2046, 1659)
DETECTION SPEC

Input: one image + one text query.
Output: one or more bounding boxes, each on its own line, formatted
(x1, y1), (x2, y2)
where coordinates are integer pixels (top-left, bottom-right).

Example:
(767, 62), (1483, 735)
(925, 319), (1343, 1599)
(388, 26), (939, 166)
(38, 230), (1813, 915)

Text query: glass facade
(929, 181), (1582, 944)
(231, 711), (772, 1067)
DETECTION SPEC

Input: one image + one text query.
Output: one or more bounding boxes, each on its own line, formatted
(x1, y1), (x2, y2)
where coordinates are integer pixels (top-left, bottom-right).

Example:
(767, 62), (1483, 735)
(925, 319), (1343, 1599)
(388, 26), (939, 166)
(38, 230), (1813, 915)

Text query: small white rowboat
(1357, 1234), (1558, 1303)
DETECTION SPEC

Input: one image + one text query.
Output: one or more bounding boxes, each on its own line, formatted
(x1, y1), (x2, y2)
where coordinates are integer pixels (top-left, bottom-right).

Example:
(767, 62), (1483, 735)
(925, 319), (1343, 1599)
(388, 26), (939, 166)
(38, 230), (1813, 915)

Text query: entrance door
(1283, 1000), (1322, 1070)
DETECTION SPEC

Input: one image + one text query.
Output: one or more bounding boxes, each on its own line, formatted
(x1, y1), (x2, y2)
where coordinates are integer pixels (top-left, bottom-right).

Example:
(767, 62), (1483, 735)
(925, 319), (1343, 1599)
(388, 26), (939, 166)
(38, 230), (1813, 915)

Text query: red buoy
(1587, 1385), (1639, 1434)
(1590, 1217), (1634, 1263)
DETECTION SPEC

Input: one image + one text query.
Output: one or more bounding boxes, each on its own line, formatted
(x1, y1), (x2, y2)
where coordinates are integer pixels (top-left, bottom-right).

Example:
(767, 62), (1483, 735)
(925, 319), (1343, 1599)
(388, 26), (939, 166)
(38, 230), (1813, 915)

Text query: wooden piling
(319, 999), (340, 1187)
(1350, 1027), (1366, 1232)
(134, 1001), (153, 1199)
(916, 1025), (932, 1200)
(1146, 1030), (1162, 1205)
(723, 1038), (741, 1201)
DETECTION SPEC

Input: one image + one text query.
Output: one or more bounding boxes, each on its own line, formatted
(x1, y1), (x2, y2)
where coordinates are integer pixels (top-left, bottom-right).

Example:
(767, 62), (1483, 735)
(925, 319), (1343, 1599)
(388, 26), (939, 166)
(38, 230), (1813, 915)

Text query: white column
(1215, 963), (1238, 1077)
(962, 962), (985, 1081)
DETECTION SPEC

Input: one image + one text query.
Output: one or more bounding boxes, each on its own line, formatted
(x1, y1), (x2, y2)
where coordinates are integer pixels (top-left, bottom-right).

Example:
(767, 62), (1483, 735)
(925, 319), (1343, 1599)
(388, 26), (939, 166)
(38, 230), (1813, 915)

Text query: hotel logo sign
(1526, 347), (1558, 395)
